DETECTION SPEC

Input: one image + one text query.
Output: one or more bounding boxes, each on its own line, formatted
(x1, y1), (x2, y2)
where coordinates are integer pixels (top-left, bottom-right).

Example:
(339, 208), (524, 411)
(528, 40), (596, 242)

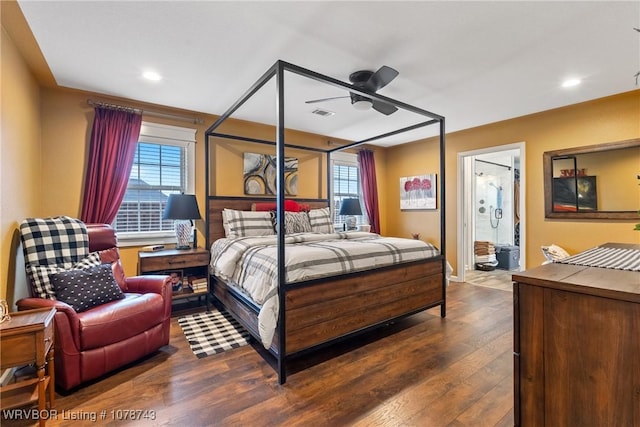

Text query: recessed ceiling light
(561, 78), (581, 88)
(142, 71), (162, 81)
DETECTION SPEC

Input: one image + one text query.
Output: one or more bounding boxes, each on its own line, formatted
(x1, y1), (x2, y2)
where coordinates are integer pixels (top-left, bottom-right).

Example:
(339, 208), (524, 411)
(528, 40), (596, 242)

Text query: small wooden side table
(0, 307), (56, 426)
(138, 247), (211, 310)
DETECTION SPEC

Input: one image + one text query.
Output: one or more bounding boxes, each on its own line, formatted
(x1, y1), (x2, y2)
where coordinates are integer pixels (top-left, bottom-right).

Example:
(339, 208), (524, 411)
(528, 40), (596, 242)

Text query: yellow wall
(213, 140), (325, 198)
(0, 24), (42, 306)
(207, 118), (354, 199)
(3, 1), (638, 302)
(12, 84), (638, 297)
(384, 139), (442, 246)
(32, 89), (208, 281)
(36, 89), (355, 280)
(386, 90), (640, 273)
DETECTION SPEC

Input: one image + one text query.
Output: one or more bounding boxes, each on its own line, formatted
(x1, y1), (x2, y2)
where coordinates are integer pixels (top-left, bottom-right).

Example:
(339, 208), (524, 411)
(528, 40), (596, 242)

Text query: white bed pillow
(222, 209), (275, 238)
(307, 207), (333, 234)
(541, 244), (571, 263)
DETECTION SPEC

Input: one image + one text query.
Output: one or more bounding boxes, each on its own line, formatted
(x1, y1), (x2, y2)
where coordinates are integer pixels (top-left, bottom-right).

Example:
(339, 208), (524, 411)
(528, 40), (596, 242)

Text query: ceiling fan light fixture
(305, 65), (398, 115)
(353, 99), (373, 110)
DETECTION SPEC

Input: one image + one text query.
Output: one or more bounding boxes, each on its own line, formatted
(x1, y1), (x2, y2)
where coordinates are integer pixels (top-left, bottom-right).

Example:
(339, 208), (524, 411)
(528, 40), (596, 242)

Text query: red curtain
(358, 149), (381, 234)
(80, 107), (142, 224)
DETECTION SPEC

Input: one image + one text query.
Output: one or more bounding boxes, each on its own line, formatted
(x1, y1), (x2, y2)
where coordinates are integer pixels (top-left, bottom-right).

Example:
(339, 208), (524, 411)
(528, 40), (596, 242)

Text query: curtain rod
(87, 99), (204, 125)
(475, 158), (511, 170)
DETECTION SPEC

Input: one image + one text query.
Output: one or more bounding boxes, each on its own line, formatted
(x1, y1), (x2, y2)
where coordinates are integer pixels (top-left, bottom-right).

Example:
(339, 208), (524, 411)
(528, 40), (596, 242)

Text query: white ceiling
(18, 1), (640, 146)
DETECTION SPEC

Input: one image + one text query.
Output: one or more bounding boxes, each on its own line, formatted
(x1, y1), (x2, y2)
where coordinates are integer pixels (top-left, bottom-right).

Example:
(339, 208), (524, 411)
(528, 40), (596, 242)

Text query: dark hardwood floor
(3, 283), (514, 426)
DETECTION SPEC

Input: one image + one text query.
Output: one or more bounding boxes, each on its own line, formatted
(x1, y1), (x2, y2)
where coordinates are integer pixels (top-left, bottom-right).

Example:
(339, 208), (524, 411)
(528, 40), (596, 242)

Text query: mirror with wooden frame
(543, 138), (640, 219)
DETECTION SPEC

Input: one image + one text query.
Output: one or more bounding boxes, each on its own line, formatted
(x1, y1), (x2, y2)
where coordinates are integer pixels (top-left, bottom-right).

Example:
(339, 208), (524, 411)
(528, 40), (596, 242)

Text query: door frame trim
(456, 142), (526, 283)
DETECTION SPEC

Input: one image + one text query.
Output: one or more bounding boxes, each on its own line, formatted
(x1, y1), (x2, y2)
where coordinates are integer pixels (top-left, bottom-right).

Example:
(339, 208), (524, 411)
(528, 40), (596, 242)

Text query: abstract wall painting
(400, 174), (437, 210)
(243, 153), (298, 196)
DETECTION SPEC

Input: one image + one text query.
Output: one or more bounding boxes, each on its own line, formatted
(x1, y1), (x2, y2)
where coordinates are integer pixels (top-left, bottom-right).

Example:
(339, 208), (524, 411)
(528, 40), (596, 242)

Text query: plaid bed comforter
(210, 232), (441, 347)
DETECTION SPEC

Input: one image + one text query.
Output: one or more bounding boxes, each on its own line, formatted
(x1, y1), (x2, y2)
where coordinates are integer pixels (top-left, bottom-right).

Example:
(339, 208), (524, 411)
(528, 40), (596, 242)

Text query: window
(331, 152), (366, 227)
(112, 122), (196, 245)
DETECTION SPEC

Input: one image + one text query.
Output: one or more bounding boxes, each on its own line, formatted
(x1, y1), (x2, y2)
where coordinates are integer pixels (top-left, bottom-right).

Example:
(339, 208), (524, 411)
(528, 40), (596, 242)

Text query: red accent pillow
(254, 200), (301, 212)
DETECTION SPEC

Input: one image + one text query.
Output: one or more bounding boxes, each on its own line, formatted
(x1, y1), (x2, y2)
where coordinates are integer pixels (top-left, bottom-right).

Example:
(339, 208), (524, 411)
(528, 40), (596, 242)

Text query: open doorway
(457, 142), (526, 286)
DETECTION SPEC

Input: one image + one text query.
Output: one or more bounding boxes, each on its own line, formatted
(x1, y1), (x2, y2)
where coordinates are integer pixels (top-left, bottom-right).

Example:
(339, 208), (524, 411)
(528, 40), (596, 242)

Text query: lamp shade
(163, 194), (202, 220)
(339, 198), (363, 216)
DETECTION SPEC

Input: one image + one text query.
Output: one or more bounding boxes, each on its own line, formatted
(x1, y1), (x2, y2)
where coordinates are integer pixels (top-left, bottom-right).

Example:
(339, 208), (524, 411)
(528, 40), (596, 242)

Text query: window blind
(333, 163), (364, 224)
(111, 122), (195, 244)
(112, 142), (187, 233)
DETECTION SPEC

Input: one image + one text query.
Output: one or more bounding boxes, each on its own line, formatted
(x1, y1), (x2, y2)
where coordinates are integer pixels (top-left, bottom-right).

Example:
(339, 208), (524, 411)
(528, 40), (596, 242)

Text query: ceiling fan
(305, 65), (399, 115)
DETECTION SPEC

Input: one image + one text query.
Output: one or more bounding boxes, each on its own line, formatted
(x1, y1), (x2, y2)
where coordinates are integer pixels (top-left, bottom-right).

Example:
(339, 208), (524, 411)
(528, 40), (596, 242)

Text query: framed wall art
(243, 153), (298, 196)
(400, 174), (437, 210)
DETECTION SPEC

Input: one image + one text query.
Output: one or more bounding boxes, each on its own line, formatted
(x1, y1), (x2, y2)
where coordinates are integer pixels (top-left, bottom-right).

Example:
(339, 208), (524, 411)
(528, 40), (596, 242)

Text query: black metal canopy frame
(205, 60), (446, 384)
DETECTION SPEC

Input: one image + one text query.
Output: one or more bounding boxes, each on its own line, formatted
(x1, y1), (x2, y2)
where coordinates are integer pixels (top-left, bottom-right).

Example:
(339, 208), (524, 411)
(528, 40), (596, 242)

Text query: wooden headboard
(207, 197), (329, 246)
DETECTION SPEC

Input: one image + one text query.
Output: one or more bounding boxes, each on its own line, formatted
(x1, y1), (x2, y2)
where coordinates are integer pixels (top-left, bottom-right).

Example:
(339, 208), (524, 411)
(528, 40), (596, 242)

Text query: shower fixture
(489, 183), (503, 229)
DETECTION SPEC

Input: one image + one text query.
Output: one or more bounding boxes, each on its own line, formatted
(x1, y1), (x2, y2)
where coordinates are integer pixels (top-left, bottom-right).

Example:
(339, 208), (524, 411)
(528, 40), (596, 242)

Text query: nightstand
(0, 307), (56, 426)
(138, 248), (210, 310)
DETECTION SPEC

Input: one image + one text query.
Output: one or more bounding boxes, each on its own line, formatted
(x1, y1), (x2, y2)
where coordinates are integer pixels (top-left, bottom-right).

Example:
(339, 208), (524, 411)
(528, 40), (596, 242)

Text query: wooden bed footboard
(285, 257), (444, 354)
(211, 256), (445, 359)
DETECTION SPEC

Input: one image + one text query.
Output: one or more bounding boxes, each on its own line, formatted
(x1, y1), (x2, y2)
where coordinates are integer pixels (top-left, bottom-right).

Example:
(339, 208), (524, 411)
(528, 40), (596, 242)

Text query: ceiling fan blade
(305, 96), (350, 104)
(372, 99), (398, 115)
(364, 65), (399, 92)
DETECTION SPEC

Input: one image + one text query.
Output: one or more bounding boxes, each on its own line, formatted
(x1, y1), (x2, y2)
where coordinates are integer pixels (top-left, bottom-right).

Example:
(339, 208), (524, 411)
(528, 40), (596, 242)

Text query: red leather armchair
(17, 224), (172, 391)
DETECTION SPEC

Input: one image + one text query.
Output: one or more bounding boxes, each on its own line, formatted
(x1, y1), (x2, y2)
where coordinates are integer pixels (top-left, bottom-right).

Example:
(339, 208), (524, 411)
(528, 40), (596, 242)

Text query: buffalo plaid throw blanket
(20, 216), (101, 300)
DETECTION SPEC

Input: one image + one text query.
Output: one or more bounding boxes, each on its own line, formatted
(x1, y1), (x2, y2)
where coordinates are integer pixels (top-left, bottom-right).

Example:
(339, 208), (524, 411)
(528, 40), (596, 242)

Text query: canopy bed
(205, 60), (447, 384)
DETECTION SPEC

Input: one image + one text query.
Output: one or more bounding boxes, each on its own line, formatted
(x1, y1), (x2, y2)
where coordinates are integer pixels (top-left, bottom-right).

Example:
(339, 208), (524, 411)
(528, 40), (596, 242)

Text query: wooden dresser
(513, 243), (640, 426)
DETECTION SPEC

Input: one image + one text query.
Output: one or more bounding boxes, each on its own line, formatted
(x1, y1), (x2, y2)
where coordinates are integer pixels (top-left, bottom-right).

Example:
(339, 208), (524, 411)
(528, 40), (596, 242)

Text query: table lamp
(163, 193), (202, 249)
(339, 198), (362, 231)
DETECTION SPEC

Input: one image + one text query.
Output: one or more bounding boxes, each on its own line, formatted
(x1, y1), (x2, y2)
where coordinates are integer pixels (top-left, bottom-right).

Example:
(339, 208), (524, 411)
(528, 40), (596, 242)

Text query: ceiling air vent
(311, 108), (335, 117)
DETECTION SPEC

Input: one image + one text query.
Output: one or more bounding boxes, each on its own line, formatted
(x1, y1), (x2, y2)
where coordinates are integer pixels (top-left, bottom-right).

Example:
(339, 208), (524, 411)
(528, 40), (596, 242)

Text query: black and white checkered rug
(178, 309), (251, 358)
